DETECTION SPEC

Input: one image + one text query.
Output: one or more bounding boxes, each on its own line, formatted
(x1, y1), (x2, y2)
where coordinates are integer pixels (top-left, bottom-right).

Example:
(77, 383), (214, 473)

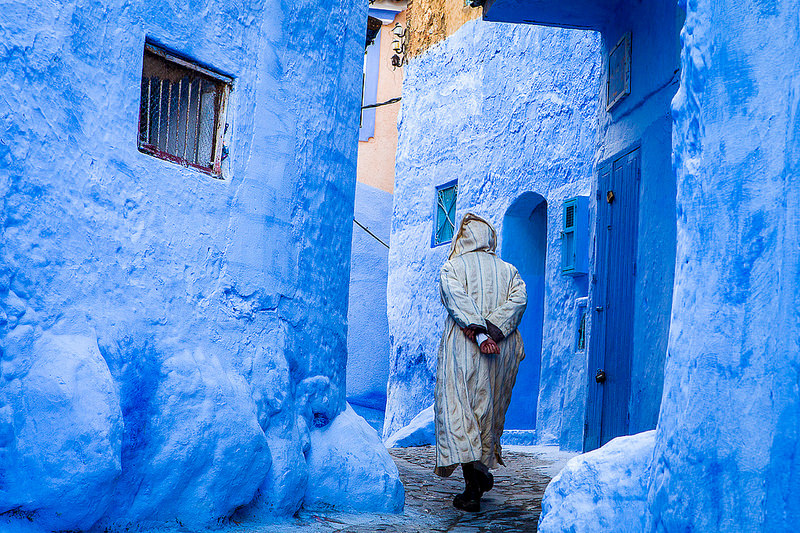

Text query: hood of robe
(448, 213), (497, 259)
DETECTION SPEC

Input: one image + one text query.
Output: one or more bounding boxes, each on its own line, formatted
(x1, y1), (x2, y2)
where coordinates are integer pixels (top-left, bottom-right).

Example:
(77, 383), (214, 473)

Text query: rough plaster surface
(305, 404), (404, 513)
(538, 431), (654, 533)
(384, 404), (435, 448)
(0, 335), (123, 530)
(385, 20), (601, 450)
(648, 0), (800, 530)
(0, 1), (402, 530)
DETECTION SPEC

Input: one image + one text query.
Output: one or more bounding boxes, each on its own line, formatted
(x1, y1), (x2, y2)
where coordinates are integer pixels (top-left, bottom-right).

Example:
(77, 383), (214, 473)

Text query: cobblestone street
(368, 446), (554, 532)
(231, 445), (574, 533)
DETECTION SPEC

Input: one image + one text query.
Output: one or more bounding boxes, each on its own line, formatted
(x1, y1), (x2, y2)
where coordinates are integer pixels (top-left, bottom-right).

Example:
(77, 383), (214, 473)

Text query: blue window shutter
(433, 182), (458, 246)
(562, 199), (577, 272)
(562, 196), (589, 275)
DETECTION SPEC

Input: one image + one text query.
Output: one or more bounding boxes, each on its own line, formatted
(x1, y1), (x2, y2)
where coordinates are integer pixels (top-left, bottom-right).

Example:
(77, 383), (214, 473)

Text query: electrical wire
(353, 218), (390, 248)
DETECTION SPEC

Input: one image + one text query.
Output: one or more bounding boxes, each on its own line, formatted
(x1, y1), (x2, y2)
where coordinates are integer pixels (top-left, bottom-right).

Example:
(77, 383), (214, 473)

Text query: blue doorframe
(585, 145), (641, 451)
(502, 192), (547, 430)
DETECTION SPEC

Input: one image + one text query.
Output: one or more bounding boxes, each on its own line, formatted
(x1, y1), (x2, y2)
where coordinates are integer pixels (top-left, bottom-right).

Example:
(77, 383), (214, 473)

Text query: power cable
(353, 218), (390, 249)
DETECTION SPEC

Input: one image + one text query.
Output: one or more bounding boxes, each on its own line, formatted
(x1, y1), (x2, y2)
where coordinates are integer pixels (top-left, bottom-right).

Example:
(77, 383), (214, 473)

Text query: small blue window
(573, 296), (589, 352)
(433, 181), (458, 246)
(561, 195), (589, 275)
(576, 303), (588, 351)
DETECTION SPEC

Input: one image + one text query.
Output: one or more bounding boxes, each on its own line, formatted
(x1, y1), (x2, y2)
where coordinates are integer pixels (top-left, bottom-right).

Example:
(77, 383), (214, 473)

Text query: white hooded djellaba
(435, 213), (528, 476)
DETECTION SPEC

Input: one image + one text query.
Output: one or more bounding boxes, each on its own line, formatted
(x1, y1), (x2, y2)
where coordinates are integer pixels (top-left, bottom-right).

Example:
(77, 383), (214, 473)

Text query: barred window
(138, 43), (232, 178)
(434, 181), (458, 246)
(576, 305), (587, 352)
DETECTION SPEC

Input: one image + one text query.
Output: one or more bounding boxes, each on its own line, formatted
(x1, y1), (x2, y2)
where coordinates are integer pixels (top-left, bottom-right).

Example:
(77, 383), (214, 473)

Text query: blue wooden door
(585, 147), (640, 451)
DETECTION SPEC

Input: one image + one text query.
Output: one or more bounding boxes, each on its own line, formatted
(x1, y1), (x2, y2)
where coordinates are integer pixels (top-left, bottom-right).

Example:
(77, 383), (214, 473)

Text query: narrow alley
(6, 0), (800, 531)
(227, 446), (574, 533)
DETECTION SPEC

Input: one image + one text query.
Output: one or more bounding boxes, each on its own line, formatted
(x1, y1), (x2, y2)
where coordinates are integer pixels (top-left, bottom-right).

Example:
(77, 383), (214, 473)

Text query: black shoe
(453, 491), (481, 512)
(463, 461), (493, 495)
(455, 462), (484, 512)
(473, 462), (494, 494)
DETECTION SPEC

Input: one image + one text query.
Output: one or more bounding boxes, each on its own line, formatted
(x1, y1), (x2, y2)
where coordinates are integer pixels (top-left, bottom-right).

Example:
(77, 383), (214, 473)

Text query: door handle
(596, 306), (604, 312)
(595, 369), (606, 383)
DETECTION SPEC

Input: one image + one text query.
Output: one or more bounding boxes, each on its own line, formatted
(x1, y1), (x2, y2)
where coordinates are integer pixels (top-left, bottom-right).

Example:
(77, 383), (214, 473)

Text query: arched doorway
(501, 192), (547, 430)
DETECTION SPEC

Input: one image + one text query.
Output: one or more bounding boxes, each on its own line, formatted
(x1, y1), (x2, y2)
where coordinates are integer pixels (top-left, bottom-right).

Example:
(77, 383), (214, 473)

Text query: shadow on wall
(501, 192), (547, 431)
(346, 183), (393, 433)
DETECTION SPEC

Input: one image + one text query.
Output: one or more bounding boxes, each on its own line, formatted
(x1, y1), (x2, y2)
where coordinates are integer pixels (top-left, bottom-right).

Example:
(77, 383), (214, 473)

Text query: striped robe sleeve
(439, 260), (488, 332)
(484, 267), (527, 338)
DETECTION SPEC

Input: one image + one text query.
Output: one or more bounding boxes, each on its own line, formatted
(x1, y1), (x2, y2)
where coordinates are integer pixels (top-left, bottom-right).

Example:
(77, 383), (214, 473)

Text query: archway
(501, 192), (547, 430)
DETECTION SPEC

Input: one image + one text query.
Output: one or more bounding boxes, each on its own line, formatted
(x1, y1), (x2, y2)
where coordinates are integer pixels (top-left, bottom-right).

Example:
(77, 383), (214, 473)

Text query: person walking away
(434, 212), (528, 512)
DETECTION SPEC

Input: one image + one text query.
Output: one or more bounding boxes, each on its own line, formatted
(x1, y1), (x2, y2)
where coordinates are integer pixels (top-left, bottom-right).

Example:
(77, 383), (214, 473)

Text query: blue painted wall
(649, 0), (800, 530)
(584, 1), (680, 439)
(0, 1), (404, 530)
(384, 19), (601, 448)
(484, 0), (680, 449)
(486, 0), (800, 530)
(347, 182), (392, 414)
(486, 0), (683, 449)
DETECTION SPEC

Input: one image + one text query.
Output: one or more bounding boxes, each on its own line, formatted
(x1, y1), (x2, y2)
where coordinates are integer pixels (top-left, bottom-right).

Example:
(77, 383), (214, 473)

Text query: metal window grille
(565, 204), (575, 228)
(138, 43), (232, 177)
(434, 183), (458, 246)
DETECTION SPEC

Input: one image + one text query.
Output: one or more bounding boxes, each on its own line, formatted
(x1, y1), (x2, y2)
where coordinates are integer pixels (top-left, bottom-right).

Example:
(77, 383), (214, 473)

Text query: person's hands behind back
(461, 326), (477, 341)
(480, 338), (499, 355)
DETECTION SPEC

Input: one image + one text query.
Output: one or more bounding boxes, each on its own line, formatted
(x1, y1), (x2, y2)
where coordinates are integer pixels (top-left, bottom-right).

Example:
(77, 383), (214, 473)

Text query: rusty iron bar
(145, 78), (152, 144)
(194, 80), (202, 165)
(165, 81), (172, 154)
(182, 79), (190, 160)
(155, 79), (163, 149)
